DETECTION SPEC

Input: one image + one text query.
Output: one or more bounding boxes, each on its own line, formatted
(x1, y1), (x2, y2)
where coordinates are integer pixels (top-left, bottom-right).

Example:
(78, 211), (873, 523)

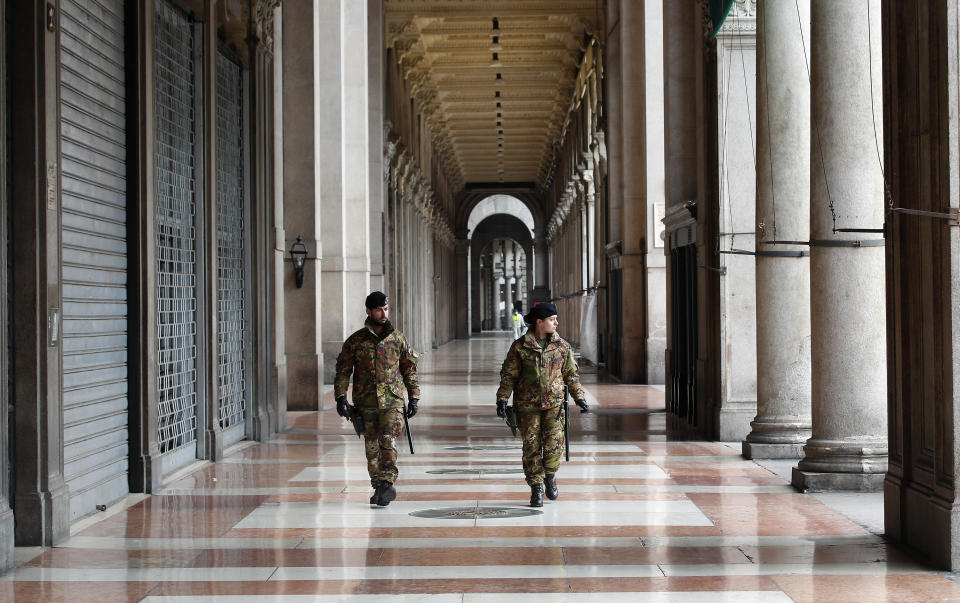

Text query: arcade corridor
(1, 335), (958, 601)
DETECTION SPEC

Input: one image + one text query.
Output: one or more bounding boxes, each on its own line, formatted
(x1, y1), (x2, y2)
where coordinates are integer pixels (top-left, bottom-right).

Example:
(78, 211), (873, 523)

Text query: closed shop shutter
(155, 0), (200, 473)
(59, 0), (129, 521)
(215, 51), (248, 446)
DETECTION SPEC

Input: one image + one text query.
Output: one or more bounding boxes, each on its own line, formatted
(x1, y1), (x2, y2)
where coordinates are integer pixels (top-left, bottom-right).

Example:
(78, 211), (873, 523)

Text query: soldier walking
(496, 302), (589, 507)
(335, 291), (420, 507)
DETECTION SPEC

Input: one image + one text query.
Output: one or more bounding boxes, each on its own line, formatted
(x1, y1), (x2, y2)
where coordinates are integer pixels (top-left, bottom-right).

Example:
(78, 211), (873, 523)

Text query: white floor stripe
(1, 563), (926, 583)
(142, 594), (791, 603)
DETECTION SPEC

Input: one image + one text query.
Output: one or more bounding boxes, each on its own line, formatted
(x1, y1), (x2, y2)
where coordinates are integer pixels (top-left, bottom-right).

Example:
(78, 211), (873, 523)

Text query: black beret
(365, 291), (388, 309)
(524, 302), (558, 324)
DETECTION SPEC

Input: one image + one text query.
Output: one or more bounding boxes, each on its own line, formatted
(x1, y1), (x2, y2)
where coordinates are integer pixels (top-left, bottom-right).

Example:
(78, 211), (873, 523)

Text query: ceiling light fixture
(490, 35), (502, 51)
(490, 52), (501, 67)
(491, 17), (500, 37)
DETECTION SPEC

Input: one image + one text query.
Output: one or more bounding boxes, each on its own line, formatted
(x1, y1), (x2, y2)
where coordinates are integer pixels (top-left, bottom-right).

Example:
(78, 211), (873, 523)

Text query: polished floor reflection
(3, 334), (959, 601)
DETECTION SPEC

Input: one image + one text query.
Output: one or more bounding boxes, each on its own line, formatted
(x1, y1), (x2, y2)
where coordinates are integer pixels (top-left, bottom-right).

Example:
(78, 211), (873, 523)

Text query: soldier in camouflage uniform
(496, 302), (589, 507)
(335, 291), (420, 507)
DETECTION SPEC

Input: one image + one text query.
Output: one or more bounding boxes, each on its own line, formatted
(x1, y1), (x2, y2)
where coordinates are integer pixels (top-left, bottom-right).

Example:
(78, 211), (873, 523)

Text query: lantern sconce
(289, 235), (310, 288)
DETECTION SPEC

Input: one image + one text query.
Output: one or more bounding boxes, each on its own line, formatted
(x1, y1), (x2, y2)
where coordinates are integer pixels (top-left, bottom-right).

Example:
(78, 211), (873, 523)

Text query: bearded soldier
(335, 291), (420, 507)
(496, 302), (589, 507)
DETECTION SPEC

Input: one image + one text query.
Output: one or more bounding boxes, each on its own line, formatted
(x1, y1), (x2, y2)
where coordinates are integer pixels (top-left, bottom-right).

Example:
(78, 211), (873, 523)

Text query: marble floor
(4, 334), (960, 601)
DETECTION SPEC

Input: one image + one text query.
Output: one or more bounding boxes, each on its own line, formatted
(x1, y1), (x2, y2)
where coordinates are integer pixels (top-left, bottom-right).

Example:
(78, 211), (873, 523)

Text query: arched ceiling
(385, 1), (602, 190)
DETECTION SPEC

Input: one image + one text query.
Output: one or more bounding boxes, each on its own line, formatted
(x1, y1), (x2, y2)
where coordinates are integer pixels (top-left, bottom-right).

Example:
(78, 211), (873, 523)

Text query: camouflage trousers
(519, 406), (565, 487)
(361, 407), (405, 487)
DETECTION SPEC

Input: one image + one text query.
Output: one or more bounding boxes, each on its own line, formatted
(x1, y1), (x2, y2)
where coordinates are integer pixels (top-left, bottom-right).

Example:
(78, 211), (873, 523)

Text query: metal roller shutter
(215, 51), (248, 446)
(58, 0), (129, 521)
(155, 0), (200, 473)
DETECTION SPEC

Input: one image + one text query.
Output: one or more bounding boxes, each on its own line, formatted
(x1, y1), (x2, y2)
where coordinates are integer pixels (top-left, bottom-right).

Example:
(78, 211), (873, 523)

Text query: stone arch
(469, 214), (535, 333)
(455, 190), (545, 235)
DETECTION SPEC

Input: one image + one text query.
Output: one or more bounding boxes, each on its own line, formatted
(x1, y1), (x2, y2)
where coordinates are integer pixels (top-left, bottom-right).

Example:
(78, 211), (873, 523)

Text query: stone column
(532, 231), (549, 303)
(471, 249), (482, 332)
(504, 242), (515, 317)
(743, 0), (812, 459)
(282, 0), (323, 410)
(319, 0), (371, 382)
(455, 237), (470, 338)
(619, 0), (651, 383)
(792, 0), (887, 491)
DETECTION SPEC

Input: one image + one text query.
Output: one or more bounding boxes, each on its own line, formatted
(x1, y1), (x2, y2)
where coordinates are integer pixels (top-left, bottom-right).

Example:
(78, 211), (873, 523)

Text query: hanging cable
(760, 5), (778, 241)
(734, 9), (758, 252)
(718, 15), (735, 256)
(795, 0), (838, 232)
(866, 1), (893, 211)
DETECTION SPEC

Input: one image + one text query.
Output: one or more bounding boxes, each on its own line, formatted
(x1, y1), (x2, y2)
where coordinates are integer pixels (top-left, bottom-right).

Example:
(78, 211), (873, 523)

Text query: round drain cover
(443, 445), (522, 451)
(410, 506), (543, 519)
(426, 468), (524, 475)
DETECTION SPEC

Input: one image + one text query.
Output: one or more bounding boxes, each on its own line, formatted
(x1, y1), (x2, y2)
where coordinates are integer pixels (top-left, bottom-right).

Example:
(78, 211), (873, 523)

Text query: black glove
(406, 399), (419, 418)
(336, 395), (351, 418)
(496, 400), (507, 418)
(575, 399), (590, 413)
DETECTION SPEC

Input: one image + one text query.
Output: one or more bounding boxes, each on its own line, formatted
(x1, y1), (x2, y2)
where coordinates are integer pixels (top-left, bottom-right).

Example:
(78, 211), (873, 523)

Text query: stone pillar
(282, 0), (323, 410)
(792, 0), (887, 492)
(743, 0), (812, 459)
(10, 0), (69, 545)
(471, 249), (482, 332)
(532, 232), (550, 303)
(619, 0), (650, 383)
(504, 242), (515, 317)
(882, 0), (960, 569)
(319, 0), (371, 382)
(455, 237), (470, 338)
(368, 0), (384, 292)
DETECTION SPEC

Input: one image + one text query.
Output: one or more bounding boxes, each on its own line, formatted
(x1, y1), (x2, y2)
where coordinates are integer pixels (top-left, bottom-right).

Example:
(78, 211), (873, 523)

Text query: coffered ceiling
(384, 0), (602, 190)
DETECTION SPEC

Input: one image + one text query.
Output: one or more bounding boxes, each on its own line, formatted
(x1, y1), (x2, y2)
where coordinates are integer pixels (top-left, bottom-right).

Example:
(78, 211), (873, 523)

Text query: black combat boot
(370, 482), (382, 505)
(544, 475), (558, 500)
(530, 484), (544, 507)
(375, 481), (397, 507)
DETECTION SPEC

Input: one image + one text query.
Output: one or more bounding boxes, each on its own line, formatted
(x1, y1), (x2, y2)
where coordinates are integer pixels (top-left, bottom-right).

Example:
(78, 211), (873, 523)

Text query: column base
(742, 441), (805, 459)
(792, 467), (884, 492)
(0, 504), (13, 572)
(715, 403), (756, 441)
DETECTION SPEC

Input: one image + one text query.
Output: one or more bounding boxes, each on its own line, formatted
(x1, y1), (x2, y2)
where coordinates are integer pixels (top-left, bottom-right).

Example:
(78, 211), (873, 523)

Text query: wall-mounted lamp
(289, 235), (309, 288)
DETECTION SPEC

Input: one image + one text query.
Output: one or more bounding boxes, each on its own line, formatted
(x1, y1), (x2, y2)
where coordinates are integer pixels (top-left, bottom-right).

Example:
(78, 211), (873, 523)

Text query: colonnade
(477, 239), (527, 331)
(737, 0), (888, 491)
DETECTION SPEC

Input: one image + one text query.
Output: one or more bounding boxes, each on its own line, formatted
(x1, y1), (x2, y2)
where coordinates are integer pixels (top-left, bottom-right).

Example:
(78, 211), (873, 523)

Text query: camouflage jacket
(496, 331), (586, 412)
(334, 318), (420, 410)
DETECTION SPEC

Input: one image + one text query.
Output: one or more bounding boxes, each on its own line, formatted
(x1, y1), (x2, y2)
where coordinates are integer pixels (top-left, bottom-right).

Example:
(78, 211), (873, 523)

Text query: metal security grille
(155, 0), (199, 461)
(215, 51), (247, 440)
(59, 0), (130, 521)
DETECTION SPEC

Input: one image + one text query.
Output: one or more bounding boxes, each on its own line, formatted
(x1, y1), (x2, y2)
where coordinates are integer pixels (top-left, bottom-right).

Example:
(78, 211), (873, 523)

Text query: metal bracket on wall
(808, 239), (885, 248)
(756, 249), (810, 257)
(888, 206), (960, 226)
(699, 265), (727, 276)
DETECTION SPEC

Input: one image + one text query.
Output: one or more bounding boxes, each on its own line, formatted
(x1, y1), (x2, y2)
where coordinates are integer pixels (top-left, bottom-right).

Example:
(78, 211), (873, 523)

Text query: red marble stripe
(569, 575), (781, 593)
(687, 493), (869, 536)
(0, 582), (158, 603)
(770, 574), (960, 602)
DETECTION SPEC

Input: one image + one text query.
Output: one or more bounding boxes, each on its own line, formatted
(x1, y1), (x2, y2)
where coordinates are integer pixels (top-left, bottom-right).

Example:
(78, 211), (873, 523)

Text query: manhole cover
(426, 468), (524, 475)
(444, 445), (522, 451)
(410, 506), (543, 519)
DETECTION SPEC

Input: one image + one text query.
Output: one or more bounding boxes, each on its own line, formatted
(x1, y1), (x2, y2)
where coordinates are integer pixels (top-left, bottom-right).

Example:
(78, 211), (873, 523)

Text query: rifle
(347, 405), (364, 438)
(402, 402), (415, 454)
(563, 386), (570, 462)
(504, 405), (519, 437)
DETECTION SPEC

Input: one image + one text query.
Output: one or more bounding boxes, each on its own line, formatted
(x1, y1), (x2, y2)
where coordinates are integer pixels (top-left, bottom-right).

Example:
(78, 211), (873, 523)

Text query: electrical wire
(795, 0), (838, 232)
